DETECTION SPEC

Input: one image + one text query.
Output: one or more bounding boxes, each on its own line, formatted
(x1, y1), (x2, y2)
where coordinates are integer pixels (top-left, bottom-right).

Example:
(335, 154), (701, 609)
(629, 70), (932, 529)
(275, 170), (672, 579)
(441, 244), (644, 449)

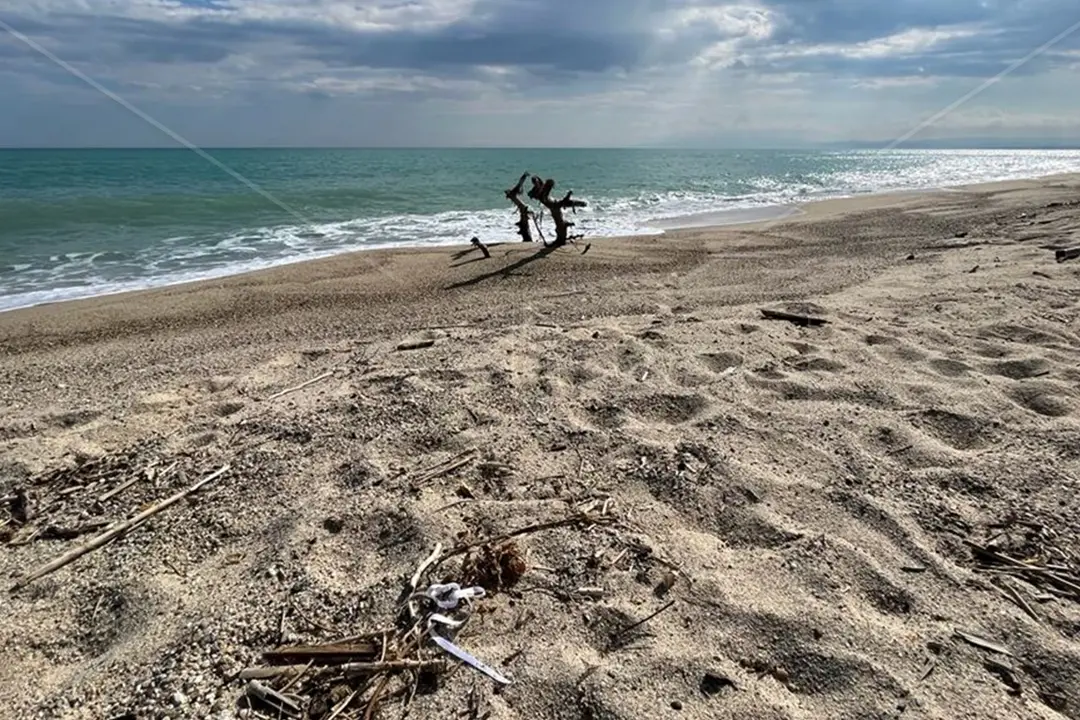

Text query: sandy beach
(2, 175), (1079, 719)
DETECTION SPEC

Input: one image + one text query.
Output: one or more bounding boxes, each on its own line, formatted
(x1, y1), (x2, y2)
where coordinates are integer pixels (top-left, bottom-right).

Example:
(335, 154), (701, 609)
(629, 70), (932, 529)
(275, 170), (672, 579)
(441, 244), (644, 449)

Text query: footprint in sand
(46, 408), (102, 429)
(1007, 384), (1072, 417)
(864, 334), (897, 347)
(700, 352), (744, 374)
(864, 334), (925, 362)
(714, 506), (804, 550)
(910, 409), (995, 451)
(787, 341), (819, 355)
(988, 358), (1051, 380)
(979, 323), (1065, 347)
(625, 393), (709, 424)
(783, 355), (846, 372)
(213, 401), (245, 417)
(928, 358), (972, 377)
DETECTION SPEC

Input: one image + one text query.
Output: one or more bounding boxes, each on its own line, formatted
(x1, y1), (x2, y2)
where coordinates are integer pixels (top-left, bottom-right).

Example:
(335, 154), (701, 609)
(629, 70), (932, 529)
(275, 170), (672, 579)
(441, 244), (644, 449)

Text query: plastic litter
(414, 582), (486, 610)
(414, 582), (511, 686)
(431, 635), (512, 686)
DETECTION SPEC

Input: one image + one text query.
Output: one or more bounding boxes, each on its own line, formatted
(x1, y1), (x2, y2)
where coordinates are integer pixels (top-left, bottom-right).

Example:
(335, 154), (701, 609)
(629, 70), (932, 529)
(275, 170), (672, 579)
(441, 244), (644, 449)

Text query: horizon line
(4, 143), (1080, 151)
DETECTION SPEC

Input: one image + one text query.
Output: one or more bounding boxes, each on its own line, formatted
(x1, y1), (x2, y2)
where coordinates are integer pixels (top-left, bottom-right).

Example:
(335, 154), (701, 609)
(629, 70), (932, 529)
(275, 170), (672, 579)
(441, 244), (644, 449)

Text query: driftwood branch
(10, 465), (230, 591)
(505, 172), (534, 243)
(760, 309), (830, 327)
(529, 176), (587, 247)
(1055, 247), (1080, 263)
(470, 237), (491, 259)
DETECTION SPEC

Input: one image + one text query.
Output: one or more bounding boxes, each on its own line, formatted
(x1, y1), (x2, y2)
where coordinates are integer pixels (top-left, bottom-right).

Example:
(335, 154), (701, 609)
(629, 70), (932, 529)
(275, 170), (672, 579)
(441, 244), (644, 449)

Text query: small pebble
(671, 700), (683, 710)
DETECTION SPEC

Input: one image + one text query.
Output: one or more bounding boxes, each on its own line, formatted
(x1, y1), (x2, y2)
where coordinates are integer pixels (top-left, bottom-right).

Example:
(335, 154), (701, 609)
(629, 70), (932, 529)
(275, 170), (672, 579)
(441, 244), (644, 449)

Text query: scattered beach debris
(409, 448), (479, 486)
(984, 658), (1022, 695)
(953, 630), (1013, 657)
(965, 528), (1080, 605)
(918, 652), (937, 682)
(759, 308), (830, 326)
(268, 371), (336, 401)
(10, 465), (230, 592)
(244, 679), (302, 717)
(441, 512), (612, 563)
(396, 338), (437, 351)
(460, 540), (527, 592)
(232, 507), (617, 717)
(1054, 246), (1080, 262)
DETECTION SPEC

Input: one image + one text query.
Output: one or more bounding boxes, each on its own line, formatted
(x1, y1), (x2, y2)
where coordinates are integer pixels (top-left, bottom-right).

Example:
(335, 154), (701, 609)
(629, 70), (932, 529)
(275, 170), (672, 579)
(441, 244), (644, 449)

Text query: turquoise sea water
(1, 147), (1078, 311)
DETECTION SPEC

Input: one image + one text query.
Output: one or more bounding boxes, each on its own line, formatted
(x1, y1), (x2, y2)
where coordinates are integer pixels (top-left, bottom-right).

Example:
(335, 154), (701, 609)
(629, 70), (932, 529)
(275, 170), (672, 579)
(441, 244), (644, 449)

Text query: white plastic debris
(415, 582), (511, 685)
(431, 635), (512, 686)
(417, 582), (486, 610)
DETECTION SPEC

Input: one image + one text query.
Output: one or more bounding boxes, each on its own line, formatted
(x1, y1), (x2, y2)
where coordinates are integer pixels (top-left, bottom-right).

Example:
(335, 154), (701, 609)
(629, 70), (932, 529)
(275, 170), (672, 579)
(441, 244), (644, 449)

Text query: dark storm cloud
(4, 0), (1078, 79)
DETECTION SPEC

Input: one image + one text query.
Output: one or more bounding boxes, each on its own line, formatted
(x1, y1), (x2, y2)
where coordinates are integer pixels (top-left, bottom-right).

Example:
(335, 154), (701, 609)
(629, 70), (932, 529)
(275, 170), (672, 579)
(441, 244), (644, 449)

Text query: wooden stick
(413, 450), (478, 484)
(760, 308), (830, 326)
(267, 372), (335, 401)
(994, 578), (1040, 623)
(239, 659), (444, 681)
(10, 465), (229, 592)
(264, 641), (380, 665)
(442, 514), (610, 560)
(396, 339), (436, 351)
(278, 660), (314, 694)
(410, 543), (444, 591)
(326, 688), (360, 720)
(244, 679), (301, 718)
(609, 600), (676, 646)
(98, 476), (139, 503)
(407, 542), (444, 622)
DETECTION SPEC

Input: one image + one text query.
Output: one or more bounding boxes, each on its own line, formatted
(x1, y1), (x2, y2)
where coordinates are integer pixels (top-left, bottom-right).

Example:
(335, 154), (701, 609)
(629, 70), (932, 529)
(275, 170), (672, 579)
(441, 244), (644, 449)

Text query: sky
(1, 0), (1079, 147)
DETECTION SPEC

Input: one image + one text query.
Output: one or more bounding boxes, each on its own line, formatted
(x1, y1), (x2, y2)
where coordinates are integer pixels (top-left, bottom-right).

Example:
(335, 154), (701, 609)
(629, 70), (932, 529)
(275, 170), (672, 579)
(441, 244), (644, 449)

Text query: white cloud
(664, 4), (776, 39)
(767, 25), (983, 62)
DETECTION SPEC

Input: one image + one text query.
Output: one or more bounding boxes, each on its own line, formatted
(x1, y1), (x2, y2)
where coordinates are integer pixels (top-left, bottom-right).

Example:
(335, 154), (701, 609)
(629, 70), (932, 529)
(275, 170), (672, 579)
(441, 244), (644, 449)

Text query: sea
(1, 147), (1078, 312)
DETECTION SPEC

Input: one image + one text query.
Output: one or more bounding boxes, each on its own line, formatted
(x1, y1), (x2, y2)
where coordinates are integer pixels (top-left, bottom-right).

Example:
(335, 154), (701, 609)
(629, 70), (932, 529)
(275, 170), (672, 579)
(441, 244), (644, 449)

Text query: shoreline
(2, 171), (1076, 318)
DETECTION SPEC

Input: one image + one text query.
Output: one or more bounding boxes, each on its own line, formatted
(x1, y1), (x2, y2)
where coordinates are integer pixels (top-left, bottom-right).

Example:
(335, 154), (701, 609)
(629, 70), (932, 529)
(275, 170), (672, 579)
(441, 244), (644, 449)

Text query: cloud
(1, 0), (1079, 146)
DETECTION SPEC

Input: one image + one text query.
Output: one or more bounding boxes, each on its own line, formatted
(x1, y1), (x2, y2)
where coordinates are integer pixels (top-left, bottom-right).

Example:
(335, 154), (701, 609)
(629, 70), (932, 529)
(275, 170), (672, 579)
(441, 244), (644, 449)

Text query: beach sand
(2, 175), (1079, 719)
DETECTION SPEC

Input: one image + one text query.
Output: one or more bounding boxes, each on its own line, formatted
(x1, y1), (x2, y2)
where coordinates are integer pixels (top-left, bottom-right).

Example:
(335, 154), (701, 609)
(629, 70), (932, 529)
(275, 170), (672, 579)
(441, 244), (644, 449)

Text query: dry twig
(10, 465), (229, 591)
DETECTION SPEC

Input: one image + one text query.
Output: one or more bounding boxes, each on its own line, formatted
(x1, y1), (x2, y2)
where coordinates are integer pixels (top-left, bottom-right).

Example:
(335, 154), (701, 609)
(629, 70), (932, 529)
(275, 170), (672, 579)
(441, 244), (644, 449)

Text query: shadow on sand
(445, 244), (560, 289)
